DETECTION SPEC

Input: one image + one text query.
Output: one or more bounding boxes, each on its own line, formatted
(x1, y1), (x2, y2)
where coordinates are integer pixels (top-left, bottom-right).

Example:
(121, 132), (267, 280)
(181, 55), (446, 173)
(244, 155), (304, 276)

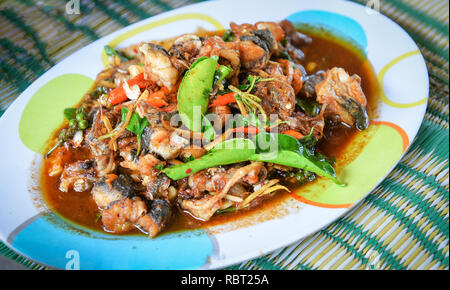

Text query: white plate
(0, 0), (428, 269)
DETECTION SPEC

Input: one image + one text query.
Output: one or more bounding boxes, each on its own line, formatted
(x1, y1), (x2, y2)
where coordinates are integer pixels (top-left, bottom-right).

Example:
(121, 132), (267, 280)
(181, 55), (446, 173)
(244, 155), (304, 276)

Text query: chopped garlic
(128, 65), (144, 78)
(123, 81), (140, 100)
(73, 130), (84, 148)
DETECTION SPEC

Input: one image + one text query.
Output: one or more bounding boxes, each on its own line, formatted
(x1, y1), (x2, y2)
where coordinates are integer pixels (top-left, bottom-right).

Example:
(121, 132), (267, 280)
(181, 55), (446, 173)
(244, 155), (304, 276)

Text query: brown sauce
(41, 27), (379, 236)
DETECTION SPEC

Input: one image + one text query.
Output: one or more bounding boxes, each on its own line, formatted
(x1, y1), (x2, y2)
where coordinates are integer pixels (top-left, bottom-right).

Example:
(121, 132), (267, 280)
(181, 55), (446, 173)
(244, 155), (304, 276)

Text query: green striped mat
(0, 0), (448, 270)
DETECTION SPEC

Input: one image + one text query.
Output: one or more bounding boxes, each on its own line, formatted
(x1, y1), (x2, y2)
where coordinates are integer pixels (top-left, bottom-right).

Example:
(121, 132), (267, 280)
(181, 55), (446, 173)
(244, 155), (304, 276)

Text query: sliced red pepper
(209, 92), (237, 107)
(107, 73), (154, 105)
(143, 86), (169, 108)
(233, 126), (260, 134)
(282, 130), (305, 139)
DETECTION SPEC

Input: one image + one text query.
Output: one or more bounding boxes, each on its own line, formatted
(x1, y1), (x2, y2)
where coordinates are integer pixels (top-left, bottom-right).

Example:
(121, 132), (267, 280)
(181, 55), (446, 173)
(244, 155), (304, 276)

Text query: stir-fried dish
(42, 20), (374, 237)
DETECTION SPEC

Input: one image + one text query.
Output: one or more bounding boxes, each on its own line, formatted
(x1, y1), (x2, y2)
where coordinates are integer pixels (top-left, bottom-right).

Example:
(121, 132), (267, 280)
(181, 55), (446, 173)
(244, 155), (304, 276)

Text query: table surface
(0, 0), (448, 270)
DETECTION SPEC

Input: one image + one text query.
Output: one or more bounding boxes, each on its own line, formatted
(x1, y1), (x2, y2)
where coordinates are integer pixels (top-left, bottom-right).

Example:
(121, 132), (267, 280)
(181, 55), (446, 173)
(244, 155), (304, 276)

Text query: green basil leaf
(64, 108), (77, 120)
(121, 107), (149, 155)
(296, 98), (321, 117)
(121, 107), (148, 134)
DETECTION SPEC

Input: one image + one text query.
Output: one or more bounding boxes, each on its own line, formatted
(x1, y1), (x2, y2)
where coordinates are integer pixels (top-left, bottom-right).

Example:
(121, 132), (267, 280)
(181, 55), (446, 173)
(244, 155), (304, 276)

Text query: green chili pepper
(163, 138), (256, 180)
(222, 29), (235, 42)
(214, 65), (232, 86)
(104, 45), (133, 62)
(251, 132), (345, 186)
(177, 55), (219, 140)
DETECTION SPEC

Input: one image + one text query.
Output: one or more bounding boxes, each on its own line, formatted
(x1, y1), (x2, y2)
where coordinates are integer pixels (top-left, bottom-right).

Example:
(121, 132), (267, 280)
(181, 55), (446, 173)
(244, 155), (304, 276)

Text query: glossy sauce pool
(41, 27), (379, 236)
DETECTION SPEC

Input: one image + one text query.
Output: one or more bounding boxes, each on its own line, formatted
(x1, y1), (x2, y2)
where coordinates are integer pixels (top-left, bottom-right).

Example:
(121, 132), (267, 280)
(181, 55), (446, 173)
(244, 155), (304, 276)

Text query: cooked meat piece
(59, 160), (96, 192)
(84, 109), (117, 156)
(180, 193), (223, 221)
(255, 79), (296, 121)
(255, 21), (285, 43)
(278, 20), (310, 62)
(47, 146), (66, 177)
(229, 22), (256, 38)
(139, 153), (163, 176)
(179, 145), (207, 161)
(136, 199), (172, 237)
(141, 173), (170, 200)
(219, 162), (265, 195)
(139, 42), (179, 91)
(301, 71), (325, 98)
(180, 162), (265, 220)
(95, 152), (117, 177)
(169, 34), (203, 70)
(119, 145), (140, 172)
(263, 61), (287, 81)
(286, 110), (326, 139)
(238, 29), (275, 69)
(101, 197), (147, 234)
(141, 127), (187, 160)
(91, 174), (136, 209)
(186, 168), (228, 198)
(279, 19), (312, 47)
(198, 36), (241, 80)
(208, 105), (231, 130)
(102, 196), (172, 237)
(242, 164), (267, 185)
(315, 67), (368, 129)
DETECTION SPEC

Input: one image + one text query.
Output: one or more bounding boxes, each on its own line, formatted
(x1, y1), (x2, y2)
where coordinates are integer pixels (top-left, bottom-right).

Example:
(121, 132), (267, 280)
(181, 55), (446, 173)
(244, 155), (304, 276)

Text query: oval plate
(0, 0), (428, 269)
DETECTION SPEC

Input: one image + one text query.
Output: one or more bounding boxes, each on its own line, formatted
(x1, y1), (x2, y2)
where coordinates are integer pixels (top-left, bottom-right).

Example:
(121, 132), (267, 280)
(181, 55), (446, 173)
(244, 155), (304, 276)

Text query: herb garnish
(121, 107), (149, 156)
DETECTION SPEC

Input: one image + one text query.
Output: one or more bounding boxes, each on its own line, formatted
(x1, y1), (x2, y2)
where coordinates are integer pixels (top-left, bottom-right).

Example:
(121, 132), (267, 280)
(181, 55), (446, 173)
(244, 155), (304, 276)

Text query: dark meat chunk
(59, 160), (96, 192)
(168, 34), (203, 70)
(101, 197), (172, 237)
(286, 110), (326, 139)
(84, 109), (118, 156)
(91, 174), (137, 209)
(137, 199), (172, 237)
(238, 29), (275, 69)
(315, 67), (368, 129)
(278, 20), (311, 63)
(279, 19), (312, 47)
(180, 194), (223, 221)
(139, 42), (179, 91)
(301, 71), (325, 98)
(142, 172), (170, 200)
(255, 79), (296, 121)
(101, 197), (147, 234)
(141, 127), (187, 160)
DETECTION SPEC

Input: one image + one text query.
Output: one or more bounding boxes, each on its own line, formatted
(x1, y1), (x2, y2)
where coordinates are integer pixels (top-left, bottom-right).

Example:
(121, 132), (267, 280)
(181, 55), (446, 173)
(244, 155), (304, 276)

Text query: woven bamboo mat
(0, 0), (448, 270)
